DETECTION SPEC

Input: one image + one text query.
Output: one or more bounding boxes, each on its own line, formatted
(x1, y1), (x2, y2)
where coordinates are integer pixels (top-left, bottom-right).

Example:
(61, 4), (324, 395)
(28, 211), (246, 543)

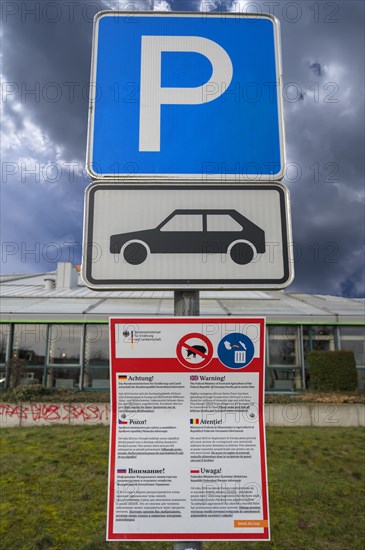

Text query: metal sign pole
(174, 291), (200, 317)
(174, 290), (202, 550)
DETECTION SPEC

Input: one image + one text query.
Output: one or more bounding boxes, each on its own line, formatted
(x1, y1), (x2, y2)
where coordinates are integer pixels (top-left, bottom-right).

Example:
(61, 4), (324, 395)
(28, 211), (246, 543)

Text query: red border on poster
(107, 317), (269, 541)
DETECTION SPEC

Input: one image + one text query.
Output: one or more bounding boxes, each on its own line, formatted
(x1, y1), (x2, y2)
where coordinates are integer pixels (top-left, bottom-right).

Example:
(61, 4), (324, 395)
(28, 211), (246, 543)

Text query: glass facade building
(1, 264), (363, 392)
(1, 322), (364, 391)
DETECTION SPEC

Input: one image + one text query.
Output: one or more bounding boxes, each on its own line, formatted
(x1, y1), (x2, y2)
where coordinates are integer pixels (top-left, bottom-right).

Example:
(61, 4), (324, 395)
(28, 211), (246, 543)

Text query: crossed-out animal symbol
(186, 345), (207, 359)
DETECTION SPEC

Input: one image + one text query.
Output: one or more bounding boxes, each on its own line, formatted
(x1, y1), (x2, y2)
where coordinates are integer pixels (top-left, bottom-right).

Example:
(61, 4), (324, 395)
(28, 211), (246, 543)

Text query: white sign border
(81, 181), (294, 290)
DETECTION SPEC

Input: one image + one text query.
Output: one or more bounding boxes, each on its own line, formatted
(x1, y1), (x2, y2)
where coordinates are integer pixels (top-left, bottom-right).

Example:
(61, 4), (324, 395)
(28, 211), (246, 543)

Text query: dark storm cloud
(169, 0), (202, 9)
(2, 0), (97, 162)
(309, 62), (323, 76)
(1, 176), (85, 273)
(0, 0), (160, 273)
(1, 0), (170, 161)
(220, 1), (364, 296)
(1, 0), (364, 295)
(270, 1), (365, 296)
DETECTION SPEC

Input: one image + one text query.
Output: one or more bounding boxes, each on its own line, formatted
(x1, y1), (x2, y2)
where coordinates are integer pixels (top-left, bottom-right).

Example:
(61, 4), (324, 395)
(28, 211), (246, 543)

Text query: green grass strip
(1, 427), (364, 549)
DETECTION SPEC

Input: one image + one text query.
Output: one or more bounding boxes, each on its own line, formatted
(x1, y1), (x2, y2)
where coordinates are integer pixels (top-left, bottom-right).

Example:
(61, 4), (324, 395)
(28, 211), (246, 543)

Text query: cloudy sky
(1, 0), (364, 297)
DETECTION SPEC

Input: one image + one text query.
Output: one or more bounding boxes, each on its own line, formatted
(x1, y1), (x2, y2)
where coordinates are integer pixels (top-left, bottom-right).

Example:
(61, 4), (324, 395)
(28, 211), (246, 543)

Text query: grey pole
(174, 290), (200, 316)
(174, 290), (202, 550)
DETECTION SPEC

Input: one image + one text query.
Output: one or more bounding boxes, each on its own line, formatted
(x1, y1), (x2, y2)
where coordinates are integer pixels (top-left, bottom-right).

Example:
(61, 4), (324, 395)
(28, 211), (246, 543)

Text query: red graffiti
(0, 403), (111, 426)
(0, 403), (28, 420)
(31, 403), (64, 422)
(64, 404), (110, 422)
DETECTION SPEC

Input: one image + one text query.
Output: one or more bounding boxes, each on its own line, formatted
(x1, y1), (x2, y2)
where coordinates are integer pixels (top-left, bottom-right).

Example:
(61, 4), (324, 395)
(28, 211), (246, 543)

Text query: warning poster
(107, 317), (269, 541)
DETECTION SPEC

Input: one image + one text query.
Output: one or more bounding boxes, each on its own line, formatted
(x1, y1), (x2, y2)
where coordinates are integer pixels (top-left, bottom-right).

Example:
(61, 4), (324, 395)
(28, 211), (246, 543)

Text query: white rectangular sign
(107, 317), (269, 541)
(82, 183), (294, 289)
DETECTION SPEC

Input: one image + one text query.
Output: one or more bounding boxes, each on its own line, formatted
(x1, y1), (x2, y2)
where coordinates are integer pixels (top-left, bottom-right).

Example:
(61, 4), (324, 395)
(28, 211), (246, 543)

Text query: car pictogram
(110, 209), (265, 265)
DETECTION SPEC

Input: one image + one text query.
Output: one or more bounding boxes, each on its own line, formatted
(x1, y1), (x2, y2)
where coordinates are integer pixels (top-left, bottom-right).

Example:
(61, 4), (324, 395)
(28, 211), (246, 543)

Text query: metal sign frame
(81, 182), (294, 290)
(86, 10), (286, 182)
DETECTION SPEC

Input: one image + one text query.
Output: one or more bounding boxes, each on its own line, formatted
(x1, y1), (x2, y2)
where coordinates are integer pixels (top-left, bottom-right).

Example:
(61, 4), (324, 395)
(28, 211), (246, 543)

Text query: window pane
(304, 326), (335, 338)
(268, 326), (299, 365)
(340, 326), (365, 337)
(19, 367), (44, 386)
(269, 326), (297, 337)
(85, 325), (109, 366)
(46, 367), (80, 389)
(206, 215), (241, 232)
(339, 326), (365, 366)
(84, 325), (110, 389)
(269, 340), (296, 364)
(341, 341), (365, 367)
(312, 340), (331, 351)
(303, 325), (335, 355)
(160, 214), (202, 232)
(266, 367), (303, 391)
(48, 325), (82, 365)
(340, 326), (365, 365)
(84, 367), (110, 389)
(12, 324), (47, 366)
(0, 324), (10, 364)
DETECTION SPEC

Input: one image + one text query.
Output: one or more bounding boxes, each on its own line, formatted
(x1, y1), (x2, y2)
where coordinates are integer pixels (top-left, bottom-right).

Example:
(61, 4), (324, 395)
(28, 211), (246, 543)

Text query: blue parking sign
(87, 11), (285, 180)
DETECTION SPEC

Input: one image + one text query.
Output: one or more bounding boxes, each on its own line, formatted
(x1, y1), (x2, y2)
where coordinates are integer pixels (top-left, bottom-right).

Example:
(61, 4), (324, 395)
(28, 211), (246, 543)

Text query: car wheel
(230, 242), (255, 265)
(123, 242), (148, 265)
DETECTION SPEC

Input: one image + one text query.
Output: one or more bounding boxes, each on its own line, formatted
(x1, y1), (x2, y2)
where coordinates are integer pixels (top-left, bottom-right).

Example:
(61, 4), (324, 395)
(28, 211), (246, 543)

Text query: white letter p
(139, 36), (233, 152)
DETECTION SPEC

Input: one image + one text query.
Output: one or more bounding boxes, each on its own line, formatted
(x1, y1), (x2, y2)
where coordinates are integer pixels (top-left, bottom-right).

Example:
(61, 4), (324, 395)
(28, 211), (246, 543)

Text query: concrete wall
(0, 403), (111, 428)
(265, 403), (365, 427)
(1, 402), (364, 428)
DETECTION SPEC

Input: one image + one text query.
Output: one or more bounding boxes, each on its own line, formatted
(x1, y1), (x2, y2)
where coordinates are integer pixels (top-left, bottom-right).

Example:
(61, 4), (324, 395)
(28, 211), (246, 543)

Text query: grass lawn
(1, 427), (364, 549)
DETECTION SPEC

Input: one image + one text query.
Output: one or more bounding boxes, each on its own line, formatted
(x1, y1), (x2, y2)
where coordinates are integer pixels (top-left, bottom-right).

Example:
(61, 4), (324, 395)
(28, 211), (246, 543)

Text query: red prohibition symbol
(176, 332), (214, 369)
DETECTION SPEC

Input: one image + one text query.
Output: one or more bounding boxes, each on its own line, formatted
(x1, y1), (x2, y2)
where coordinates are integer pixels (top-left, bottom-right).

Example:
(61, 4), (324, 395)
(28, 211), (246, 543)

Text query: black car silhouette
(110, 209), (265, 265)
